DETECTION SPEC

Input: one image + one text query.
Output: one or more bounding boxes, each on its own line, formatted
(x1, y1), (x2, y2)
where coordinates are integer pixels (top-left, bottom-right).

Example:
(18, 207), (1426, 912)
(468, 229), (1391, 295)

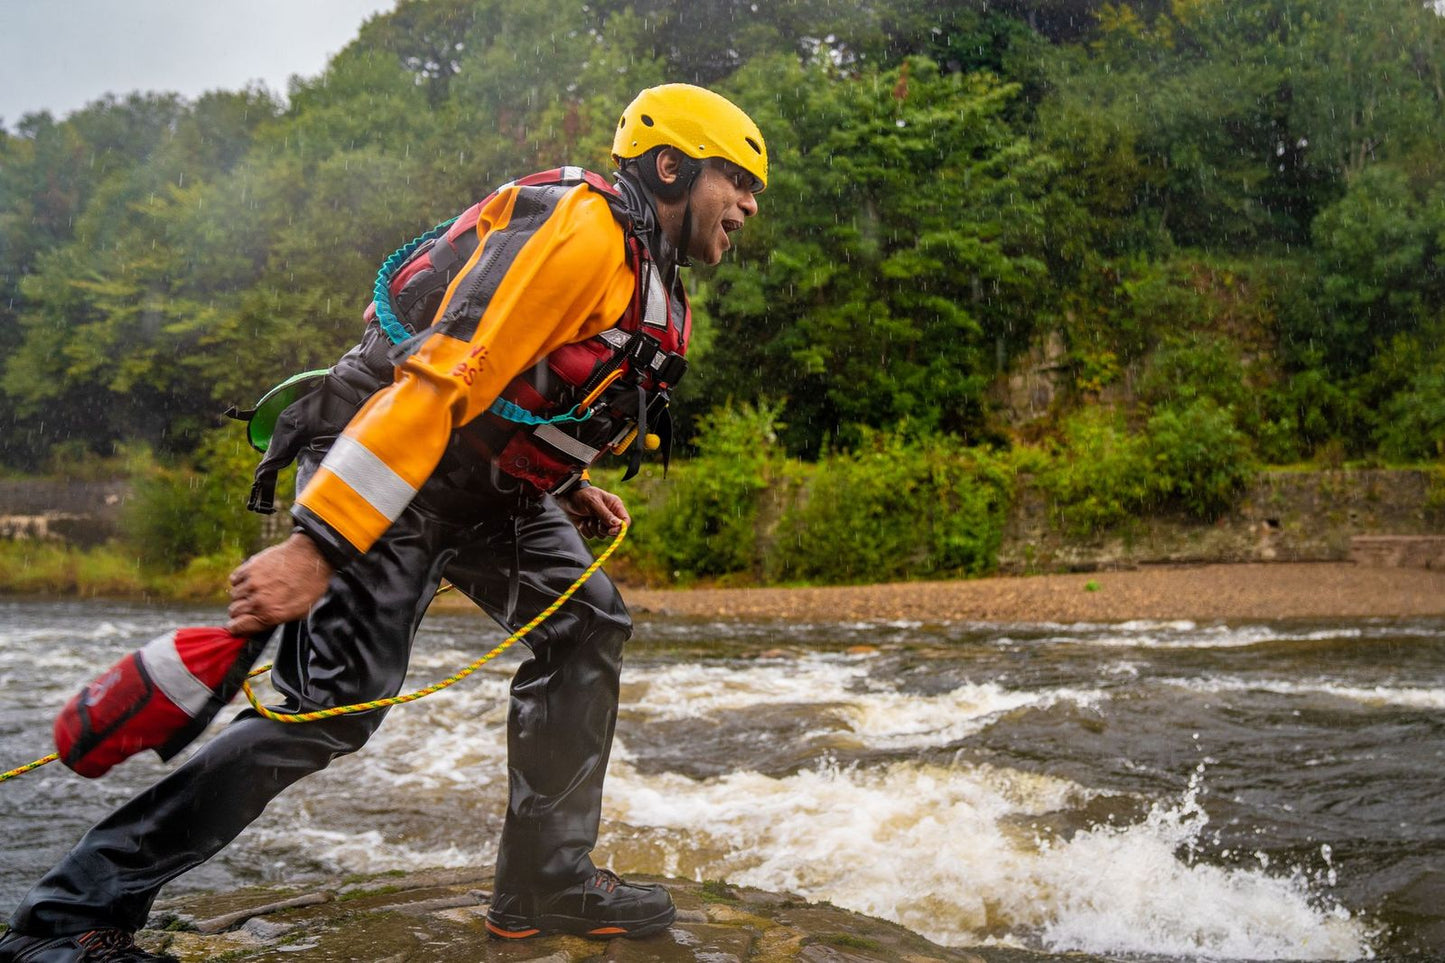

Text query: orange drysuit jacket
(294, 181), (636, 560)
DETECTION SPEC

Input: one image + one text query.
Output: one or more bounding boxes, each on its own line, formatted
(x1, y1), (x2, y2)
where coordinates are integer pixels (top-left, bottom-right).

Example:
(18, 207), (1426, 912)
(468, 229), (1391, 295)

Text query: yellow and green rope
(0, 524), (626, 781)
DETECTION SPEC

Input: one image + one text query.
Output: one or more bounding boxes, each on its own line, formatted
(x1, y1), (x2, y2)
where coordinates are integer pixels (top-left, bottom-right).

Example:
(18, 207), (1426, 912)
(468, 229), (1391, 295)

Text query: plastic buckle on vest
(626, 332), (661, 369)
(655, 353), (688, 388)
(247, 476), (277, 515)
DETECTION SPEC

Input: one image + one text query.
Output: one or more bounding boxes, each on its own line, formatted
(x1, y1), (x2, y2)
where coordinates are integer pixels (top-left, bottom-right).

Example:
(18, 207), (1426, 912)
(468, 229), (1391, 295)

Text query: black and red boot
(0, 928), (177, 962)
(485, 869), (675, 940)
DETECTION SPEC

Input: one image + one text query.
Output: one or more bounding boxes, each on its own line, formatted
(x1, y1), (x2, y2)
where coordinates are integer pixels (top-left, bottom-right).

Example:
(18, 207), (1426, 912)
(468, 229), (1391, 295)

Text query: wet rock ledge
(137, 869), (1008, 963)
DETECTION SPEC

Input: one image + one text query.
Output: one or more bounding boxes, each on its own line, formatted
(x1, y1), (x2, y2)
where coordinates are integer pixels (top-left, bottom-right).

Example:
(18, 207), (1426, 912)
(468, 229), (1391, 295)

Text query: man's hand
(225, 532), (335, 636)
(559, 484), (631, 540)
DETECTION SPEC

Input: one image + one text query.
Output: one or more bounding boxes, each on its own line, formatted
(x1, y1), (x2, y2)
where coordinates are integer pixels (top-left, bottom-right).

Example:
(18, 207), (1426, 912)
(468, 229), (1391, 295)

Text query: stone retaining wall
(1349, 535), (1445, 569)
(999, 469), (1443, 573)
(0, 480), (130, 548)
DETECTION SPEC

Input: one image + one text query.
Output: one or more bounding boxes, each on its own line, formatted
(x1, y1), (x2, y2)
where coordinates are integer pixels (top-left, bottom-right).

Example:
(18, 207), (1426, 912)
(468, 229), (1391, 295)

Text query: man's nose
(738, 190), (758, 218)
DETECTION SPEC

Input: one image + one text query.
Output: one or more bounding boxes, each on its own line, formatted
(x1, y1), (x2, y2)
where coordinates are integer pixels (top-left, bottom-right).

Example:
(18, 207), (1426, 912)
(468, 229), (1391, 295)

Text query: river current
(1, 598), (1441, 962)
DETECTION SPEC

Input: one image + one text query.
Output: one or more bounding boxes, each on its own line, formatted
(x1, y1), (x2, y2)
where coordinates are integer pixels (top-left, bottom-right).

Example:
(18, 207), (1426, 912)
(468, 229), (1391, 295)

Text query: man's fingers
(598, 493), (629, 526)
(226, 614), (261, 636)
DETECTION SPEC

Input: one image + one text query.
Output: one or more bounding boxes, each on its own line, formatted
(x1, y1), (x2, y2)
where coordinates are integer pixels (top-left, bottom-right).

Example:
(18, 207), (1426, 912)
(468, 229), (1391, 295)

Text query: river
(1, 598), (1441, 961)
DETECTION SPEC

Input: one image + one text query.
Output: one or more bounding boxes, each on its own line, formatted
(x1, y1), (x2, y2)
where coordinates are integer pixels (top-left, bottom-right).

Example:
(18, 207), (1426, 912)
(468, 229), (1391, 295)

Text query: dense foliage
(2, 0), (1443, 579)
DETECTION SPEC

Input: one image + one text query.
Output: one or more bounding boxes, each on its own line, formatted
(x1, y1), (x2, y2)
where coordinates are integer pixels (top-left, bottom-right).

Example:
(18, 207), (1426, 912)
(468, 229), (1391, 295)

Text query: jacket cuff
(290, 505), (362, 570)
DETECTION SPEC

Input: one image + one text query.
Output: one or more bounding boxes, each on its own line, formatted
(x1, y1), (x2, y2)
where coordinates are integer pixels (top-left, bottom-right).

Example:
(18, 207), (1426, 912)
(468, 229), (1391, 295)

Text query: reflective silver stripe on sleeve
(533, 424), (603, 464)
(642, 264), (668, 328)
(138, 632), (213, 718)
(321, 435), (419, 522)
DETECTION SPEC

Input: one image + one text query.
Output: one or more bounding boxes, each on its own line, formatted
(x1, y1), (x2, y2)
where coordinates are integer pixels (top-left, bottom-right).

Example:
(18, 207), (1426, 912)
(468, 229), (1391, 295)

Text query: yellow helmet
(612, 84), (767, 192)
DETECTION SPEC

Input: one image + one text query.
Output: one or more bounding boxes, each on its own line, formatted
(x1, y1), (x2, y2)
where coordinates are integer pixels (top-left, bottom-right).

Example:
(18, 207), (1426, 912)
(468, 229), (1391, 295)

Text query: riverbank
(574, 562), (1445, 623)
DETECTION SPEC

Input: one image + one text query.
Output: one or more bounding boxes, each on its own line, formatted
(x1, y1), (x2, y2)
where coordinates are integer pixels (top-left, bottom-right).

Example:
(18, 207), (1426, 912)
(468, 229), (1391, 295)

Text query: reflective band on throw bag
(137, 631), (213, 717)
(322, 435), (418, 522)
(532, 423), (603, 463)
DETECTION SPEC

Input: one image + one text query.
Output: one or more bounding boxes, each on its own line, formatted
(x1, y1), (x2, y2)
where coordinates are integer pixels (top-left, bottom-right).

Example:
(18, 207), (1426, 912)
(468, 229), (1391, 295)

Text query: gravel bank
(615, 563), (1445, 623)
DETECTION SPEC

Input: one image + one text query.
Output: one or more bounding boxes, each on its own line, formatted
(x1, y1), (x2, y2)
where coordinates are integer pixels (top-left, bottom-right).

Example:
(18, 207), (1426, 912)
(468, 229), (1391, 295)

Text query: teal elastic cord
(373, 217), (592, 428)
(488, 398), (593, 425)
(373, 217), (459, 346)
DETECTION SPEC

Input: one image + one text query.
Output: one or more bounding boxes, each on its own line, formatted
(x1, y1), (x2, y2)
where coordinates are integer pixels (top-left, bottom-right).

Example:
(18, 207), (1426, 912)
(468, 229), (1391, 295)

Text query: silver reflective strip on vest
(138, 631), (213, 718)
(642, 264), (668, 328)
(560, 166), (584, 182)
(322, 435), (418, 522)
(533, 424), (603, 464)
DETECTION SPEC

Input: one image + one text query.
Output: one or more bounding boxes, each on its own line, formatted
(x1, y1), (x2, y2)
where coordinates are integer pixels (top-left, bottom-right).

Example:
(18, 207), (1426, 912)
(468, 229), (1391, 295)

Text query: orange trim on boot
(485, 920), (541, 939)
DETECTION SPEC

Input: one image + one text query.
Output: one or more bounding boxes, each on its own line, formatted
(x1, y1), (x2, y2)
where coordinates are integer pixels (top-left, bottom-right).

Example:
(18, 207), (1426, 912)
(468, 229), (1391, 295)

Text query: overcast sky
(0, 0), (397, 131)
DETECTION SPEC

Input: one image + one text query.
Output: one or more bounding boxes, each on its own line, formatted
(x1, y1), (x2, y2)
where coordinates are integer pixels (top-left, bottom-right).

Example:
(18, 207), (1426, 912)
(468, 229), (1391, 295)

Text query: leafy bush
(1257, 365), (1365, 464)
(1035, 408), (1155, 536)
(1036, 399), (1255, 534)
(1375, 367), (1445, 462)
(768, 432), (1011, 584)
(1138, 333), (1250, 412)
(1369, 328), (1445, 462)
(1144, 399), (1257, 519)
(623, 401), (784, 582)
(121, 430), (263, 569)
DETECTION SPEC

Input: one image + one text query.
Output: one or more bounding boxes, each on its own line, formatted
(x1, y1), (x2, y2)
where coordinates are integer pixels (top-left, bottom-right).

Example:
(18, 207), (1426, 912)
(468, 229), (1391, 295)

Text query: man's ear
(653, 147), (686, 189)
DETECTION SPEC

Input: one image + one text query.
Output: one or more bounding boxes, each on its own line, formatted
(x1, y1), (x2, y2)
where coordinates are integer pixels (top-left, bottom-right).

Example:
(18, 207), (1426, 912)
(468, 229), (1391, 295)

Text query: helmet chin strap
(674, 165), (702, 268)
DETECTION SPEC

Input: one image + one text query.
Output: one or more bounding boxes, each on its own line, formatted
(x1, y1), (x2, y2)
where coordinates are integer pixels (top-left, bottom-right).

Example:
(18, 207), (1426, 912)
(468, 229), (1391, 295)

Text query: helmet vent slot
(641, 114), (655, 127)
(746, 137), (762, 155)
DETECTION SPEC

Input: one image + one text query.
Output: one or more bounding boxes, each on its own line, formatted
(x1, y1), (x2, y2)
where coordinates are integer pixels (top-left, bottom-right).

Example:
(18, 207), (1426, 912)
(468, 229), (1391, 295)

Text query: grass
(699, 879), (740, 903)
(0, 540), (238, 602)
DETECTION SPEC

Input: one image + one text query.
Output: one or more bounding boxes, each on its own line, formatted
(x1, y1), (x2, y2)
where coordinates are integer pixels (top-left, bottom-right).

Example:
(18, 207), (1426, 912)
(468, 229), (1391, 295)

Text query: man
(0, 83), (765, 962)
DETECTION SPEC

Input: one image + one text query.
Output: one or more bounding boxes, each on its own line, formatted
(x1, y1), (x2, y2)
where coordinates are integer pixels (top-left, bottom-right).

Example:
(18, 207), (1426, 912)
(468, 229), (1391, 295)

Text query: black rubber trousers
(9, 464), (631, 936)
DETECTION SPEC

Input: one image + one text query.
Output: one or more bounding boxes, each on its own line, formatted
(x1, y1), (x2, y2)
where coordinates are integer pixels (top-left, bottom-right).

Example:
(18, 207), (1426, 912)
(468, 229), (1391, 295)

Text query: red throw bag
(53, 628), (269, 778)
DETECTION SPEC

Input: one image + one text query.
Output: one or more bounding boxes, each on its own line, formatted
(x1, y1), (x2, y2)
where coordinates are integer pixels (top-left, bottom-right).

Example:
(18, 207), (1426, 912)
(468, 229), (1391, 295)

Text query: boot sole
(485, 904), (676, 940)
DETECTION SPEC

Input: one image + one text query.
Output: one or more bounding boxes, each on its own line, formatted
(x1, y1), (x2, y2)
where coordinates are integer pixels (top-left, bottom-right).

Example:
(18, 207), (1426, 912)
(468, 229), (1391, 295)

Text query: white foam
(244, 824), (479, 876)
(622, 657), (1102, 749)
(1167, 676), (1445, 711)
(1036, 624), (1366, 650)
(605, 759), (1374, 960)
(1034, 774), (1373, 959)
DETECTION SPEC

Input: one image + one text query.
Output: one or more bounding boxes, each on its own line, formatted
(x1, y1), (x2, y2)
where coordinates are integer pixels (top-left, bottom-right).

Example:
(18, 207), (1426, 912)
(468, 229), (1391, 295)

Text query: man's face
(685, 158), (760, 265)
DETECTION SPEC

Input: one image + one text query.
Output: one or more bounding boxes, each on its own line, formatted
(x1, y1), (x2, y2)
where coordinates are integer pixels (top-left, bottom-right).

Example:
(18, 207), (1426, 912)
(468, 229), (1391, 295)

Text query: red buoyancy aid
(53, 628), (268, 777)
(374, 167), (691, 493)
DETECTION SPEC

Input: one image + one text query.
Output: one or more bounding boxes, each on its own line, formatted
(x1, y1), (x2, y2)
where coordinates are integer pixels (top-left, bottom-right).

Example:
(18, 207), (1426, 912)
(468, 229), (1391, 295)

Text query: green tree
(693, 54), (1055, 454)
(1306, 165), (1445, 374)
